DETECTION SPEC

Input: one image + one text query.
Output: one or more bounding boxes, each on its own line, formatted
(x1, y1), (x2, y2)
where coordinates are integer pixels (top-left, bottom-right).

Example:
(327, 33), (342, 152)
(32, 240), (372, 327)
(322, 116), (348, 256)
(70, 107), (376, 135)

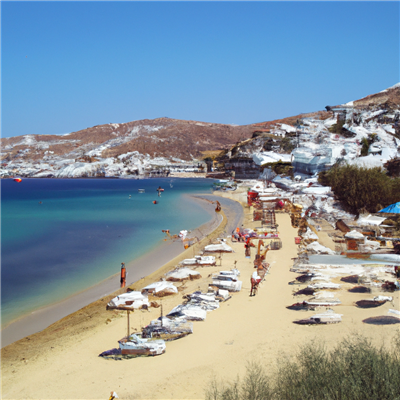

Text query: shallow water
(1, 178), (214, 327)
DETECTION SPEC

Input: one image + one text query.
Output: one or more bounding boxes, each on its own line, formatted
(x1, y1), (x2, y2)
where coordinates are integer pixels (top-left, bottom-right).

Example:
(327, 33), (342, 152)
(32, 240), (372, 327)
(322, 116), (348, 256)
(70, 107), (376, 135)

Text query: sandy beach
(2, 187), (399, 399)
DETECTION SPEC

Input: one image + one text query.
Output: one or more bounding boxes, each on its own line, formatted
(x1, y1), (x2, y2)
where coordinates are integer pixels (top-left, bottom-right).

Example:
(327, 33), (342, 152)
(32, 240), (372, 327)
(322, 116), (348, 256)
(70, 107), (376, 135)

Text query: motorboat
(138, 189), (145, 193)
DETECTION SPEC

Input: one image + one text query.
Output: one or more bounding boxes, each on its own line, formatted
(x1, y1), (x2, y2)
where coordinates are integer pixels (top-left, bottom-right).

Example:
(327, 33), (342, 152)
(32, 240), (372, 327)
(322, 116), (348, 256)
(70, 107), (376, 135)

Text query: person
(250, 271), (261, 296)
(120, 263), (126, 288)
(245, 243), (251, 258)
(232, 230), (240, 242)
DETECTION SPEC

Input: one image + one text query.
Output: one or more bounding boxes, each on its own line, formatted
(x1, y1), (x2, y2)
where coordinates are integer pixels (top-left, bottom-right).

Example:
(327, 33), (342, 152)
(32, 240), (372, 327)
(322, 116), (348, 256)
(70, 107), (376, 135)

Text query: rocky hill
(215, 84), (400, 178)
(1, 84), (399, 179)
(0, 118), (254, 178)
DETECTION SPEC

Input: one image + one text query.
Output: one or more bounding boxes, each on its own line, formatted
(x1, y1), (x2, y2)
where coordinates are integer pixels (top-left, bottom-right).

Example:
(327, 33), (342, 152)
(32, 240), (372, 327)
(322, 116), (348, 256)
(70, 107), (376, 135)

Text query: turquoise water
(1, 178), (214, 327)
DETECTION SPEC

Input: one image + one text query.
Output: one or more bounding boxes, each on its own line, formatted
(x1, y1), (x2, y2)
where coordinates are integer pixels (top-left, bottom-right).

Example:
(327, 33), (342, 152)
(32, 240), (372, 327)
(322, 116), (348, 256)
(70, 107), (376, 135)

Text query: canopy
(378, 202), (400, 213)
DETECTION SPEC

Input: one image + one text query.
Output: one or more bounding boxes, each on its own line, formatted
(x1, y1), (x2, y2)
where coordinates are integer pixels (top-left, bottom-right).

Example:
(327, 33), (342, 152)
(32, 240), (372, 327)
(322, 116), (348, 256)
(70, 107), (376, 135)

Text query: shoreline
(1, 193), (240, 348)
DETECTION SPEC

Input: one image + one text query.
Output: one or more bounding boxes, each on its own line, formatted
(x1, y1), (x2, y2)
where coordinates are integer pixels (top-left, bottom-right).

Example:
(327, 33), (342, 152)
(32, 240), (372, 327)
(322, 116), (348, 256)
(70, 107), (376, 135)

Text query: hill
(1, 84), (399, 178)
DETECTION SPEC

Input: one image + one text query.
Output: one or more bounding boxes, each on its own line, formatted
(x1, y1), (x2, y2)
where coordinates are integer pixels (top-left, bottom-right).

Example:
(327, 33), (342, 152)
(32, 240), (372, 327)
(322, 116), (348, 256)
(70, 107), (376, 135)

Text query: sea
(1, 178), (214, 328)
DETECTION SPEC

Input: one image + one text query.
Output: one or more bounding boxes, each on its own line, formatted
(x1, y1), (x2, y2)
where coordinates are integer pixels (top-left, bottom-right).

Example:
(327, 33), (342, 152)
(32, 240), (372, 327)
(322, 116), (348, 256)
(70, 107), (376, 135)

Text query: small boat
(293, 309), (342, 325)
(341, 275), (359, 284)
(181, 256), (216, 266)
(356, 295), (392, 308)
(165, 267), (201, 282)
(287, 302), (310, 311)
(363, 310), (400, 325)
(167, 304), (207, 321)
(13, 177), (22, 183)
(118, 333), (166, 356)
(204, 242), (233, 253)
(142, 317), (193, 341)
(293, 287), (315, 296)
(348, 286), (371, 293)
(138, 189), (145, 193)
(212, 273), (242, 292)
(307, 282), (341, 290)
(356, 300), (387, 308)
(287, 297), (341, 311)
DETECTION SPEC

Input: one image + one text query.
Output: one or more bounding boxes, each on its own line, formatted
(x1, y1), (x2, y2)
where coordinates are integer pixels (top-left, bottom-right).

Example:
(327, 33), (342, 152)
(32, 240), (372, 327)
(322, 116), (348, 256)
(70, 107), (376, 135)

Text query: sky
(1, 1), (399, 138)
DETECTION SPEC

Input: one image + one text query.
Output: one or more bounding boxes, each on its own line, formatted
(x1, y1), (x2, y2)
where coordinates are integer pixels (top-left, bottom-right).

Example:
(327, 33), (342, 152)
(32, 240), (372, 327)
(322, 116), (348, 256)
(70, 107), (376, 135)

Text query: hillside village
(1, 83), (399, 180)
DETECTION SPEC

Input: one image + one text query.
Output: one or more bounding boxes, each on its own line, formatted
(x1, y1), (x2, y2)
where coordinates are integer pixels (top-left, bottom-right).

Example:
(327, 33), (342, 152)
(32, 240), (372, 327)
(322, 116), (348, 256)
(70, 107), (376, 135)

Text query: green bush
(328, 120), (345, 134)
(360, 137), (370, 156)
(206, 335), (400, 400)
(206, 362), (271, 400)
(280, 137), (296, 153)
(317, 164), (400, 214)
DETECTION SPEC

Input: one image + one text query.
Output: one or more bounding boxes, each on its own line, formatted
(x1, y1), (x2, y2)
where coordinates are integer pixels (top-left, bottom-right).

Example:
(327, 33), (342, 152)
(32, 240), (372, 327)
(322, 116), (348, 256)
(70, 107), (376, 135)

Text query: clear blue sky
(2, 1), (399, 138)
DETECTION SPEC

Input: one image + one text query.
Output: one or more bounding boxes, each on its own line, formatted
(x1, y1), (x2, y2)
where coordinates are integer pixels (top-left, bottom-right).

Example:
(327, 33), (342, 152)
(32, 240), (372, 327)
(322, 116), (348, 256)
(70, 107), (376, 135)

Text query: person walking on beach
(245, 243), (251, 258)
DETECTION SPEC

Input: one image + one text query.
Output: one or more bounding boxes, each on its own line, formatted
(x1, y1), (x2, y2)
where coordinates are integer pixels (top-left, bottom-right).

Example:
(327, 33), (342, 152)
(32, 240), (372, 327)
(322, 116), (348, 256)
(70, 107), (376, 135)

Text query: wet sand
(2, 187), (399, 399)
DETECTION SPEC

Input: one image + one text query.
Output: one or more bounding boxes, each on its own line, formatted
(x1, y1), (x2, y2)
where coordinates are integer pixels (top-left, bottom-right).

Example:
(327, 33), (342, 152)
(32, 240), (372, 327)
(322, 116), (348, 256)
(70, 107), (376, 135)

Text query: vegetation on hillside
(205, 334), (400, 400)
(318, 164), (400, 214)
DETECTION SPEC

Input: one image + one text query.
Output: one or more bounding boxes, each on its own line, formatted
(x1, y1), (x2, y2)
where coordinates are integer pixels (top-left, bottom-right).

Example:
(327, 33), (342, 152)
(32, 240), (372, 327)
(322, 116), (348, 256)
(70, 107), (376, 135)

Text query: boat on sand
(118, 333), (166, 356)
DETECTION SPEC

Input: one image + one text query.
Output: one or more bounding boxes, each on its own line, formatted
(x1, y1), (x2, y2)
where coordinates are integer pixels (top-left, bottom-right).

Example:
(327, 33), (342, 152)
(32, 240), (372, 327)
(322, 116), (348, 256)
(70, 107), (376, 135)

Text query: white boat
(212, 274), (242, 292)
(305, 297), (341, 307)
(141, 281), (178, 296)
(307, 282), (341, 290)
(214, 268), (240, 278)
(138, 189), (145, 193)
(118, 334), (166, 356)
(181, 256), (216, 266)
(294, 309), (342, 325)
(165, 267), (201, 281)
(107, 291), (149, 310)
(167, 304), (207, 321)
(204, 242), (233, 253)
(142, 317), (193, 341)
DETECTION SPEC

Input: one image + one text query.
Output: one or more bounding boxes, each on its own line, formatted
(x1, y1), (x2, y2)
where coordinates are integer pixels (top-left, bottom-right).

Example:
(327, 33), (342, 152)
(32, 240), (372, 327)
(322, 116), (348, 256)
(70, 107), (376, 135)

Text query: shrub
(318, 164), (399, 214)
(205, 334), (400, 400)
(360, 137), (369, 156)
(206, 362), (272, 400)
(328, 120), (345, 134)
(280, 137), (296, 152)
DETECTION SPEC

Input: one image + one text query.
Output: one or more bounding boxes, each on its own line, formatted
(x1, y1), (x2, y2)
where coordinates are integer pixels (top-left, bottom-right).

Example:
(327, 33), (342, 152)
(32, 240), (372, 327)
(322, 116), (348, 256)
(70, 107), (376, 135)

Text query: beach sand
(2, 188), (399, 399)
